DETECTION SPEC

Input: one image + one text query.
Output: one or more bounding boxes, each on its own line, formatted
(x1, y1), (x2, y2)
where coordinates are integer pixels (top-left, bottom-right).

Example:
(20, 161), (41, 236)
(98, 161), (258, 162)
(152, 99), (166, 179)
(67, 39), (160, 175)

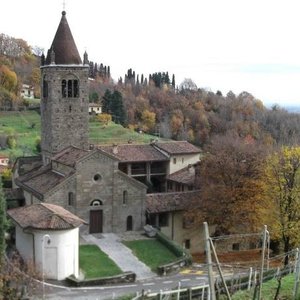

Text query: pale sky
(2, 0), (300, 106)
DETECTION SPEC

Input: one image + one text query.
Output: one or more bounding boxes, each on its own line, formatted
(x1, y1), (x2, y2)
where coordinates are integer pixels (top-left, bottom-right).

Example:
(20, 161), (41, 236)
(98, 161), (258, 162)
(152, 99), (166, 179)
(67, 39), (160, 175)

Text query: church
(13, 11), (147, 234)
(12, 10), (202, 242)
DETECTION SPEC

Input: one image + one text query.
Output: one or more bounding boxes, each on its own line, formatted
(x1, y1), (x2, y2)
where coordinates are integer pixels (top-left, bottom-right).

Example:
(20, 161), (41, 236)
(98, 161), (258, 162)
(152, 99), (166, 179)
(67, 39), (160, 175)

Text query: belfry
(40, 11), (90, 164)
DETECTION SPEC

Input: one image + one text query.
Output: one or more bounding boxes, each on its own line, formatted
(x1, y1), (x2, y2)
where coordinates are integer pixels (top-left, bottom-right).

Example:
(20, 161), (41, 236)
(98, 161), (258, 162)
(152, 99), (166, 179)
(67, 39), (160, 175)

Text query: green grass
(89, 120), (158, 144)
(220, 273), (299, 300)
(0, 111), (41, 158)
(123, 239), (178, 271)
(79, 245), (122, 279)
(0, 111), (162, 160)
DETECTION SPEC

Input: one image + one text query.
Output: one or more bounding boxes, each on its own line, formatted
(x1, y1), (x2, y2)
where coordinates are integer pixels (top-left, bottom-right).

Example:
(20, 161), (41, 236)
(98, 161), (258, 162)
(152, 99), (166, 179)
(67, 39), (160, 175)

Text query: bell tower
(40, 11), (89, 164)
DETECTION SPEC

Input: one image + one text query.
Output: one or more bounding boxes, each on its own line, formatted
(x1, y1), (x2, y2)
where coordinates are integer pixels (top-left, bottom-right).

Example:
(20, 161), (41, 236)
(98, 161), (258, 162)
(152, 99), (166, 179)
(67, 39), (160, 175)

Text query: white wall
(169, 153), (200, 174)
(16, 226), (34, 262)
(33, 228), (79, 280)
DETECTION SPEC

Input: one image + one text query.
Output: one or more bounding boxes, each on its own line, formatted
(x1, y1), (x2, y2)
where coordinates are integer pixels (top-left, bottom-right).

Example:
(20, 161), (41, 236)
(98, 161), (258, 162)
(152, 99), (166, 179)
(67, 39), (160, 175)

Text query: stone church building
(13, 11), (147, 234)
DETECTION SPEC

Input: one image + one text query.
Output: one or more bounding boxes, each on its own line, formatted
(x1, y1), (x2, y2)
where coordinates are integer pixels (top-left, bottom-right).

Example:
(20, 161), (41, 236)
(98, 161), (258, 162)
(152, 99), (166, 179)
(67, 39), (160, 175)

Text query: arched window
(123, 190), (128, 205)
(126, 216), (133, 231)
(68, 192), (75, 206)
(61, 79), (79, 98)
(90, 199), (103, 206)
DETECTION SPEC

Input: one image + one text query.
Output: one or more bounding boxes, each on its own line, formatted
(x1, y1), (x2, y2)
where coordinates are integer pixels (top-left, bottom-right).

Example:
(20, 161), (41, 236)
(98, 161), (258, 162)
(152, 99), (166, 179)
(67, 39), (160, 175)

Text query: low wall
(66, 272), (136, 287)
(156, 231), (192, 275)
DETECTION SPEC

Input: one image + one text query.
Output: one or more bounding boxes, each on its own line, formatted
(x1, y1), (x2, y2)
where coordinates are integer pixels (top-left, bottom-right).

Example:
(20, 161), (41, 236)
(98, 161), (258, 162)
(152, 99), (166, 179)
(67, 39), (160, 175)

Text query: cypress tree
(172, 74), (175, 88)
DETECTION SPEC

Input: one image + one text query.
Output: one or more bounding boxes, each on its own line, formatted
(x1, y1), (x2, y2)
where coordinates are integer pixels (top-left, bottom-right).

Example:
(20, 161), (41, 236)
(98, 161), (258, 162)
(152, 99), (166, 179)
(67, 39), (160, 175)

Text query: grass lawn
(220, 273), (298, 300)
(79, 245), (122, 279)
(89, 120), (158, 145)
(0, 111), (163, 160)
(123, 239), (178, 271)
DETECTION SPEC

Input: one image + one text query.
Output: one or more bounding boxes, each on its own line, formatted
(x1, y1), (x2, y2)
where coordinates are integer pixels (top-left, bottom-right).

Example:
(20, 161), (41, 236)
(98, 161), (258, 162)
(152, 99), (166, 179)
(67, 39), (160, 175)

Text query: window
(232, 243), (240, 251)
(173, 158), (177, 164)
(93, 174), (102, 182)
(158, 213), (169, 227)
(43, 76), (48, 98)
(182, 157), (184, 163)
(68, 192), (75, 206)
(184, 239), (191, 249)
(62, 79), (79, 98)
(123, 190), (128, 205)
(90, 199), (103, 206)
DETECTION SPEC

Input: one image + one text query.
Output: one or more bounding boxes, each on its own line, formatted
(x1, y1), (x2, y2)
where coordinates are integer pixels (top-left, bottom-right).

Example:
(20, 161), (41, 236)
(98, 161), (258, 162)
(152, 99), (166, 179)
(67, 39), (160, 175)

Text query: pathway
(81, 232), (156, 280)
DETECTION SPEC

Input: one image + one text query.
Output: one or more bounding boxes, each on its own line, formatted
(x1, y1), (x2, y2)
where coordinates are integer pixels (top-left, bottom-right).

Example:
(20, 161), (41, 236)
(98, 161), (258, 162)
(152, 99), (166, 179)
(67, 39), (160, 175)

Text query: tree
(193, 134), (269, 234)
(264, 146), (300, 261)
(141, 109), (156, 132)
(97, 113), (112, 125)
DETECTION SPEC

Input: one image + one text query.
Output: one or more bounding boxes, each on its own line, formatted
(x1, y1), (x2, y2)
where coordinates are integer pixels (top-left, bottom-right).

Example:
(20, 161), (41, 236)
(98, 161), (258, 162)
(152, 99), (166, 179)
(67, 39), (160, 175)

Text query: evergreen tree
(102, 89), (112, 113)
(110, 91), (127, 126)
(172, 74), (175, 88)
(0, 177), (7, 267)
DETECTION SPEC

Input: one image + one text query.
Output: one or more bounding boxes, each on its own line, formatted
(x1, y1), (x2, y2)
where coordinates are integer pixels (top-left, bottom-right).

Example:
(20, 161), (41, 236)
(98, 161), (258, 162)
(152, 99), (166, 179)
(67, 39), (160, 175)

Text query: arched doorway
(89, 199), (103, 234)
(126, 216), (133, 231)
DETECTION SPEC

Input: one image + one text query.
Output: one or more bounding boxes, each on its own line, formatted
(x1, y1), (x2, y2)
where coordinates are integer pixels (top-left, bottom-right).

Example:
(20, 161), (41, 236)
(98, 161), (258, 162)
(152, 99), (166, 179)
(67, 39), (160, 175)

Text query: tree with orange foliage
(193, 133), (269, 234)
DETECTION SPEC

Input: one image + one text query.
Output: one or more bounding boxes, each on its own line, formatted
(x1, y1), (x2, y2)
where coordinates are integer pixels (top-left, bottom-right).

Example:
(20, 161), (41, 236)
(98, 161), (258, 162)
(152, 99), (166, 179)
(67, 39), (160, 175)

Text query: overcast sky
(2, 0), (300, 106)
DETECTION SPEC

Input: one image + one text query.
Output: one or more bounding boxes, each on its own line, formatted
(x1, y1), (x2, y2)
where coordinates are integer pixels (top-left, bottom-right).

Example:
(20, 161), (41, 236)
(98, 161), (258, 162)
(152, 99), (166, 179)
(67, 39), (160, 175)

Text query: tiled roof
(4, 188), (24, 201)
(99, 144), (168, 162)
(52, 146), (89, 167)
(7, 203), (86, 230)
(154, 141), (201, 155)
(16, 165), (73, 199)
(14, 156), (43, 176)
(167, 165), (195, 185)
(146, 191), (201, 213)
(45, 11), (82, 65)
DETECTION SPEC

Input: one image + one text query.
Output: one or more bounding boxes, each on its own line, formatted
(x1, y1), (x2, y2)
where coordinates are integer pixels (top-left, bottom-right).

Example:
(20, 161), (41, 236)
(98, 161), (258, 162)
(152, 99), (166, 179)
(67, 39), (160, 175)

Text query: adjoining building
(7, 203), (86, 280)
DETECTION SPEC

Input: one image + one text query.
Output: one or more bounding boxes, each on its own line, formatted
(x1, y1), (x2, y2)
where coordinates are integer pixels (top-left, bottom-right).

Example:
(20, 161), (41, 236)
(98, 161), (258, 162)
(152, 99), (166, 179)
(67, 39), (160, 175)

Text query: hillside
(0, 110), (160, 160)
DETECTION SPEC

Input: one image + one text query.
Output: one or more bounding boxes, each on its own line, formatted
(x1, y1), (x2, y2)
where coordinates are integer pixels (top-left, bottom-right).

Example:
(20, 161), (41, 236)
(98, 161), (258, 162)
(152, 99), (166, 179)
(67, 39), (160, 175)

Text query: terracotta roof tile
(154, 141), (201, 155)
(100, 144), (168, 162)
(16, 165), (72, 199)
(146, 191), (201, 213)
(52, 146), (89, 167)
(4, 188), (24, 201)
(167, 165), (195, 185)
(7, 203), (86, 230)
(15, 156), (43, 176)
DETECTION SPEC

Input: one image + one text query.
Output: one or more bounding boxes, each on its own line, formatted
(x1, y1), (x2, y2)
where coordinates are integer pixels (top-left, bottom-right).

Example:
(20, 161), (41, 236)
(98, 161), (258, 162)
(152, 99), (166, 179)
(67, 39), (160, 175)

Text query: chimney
(112, 144), (118, 154)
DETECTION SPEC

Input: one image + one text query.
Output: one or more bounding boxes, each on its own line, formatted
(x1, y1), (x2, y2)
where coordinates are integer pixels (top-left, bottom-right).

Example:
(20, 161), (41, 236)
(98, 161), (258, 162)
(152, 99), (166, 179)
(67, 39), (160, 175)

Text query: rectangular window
(173, 158), (177, 164)
(232, 243), (240, 251)
(184, 239), (191, 249)
(158, 213), (169, 227)
(73, 80), (79, 97)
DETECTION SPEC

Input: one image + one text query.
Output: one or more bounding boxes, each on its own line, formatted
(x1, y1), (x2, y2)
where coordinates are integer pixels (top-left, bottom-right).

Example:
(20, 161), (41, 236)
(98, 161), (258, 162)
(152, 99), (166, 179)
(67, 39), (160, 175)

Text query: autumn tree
(97, 113), (112, 125)
(141, 110), (156, 132)
(194, 133), (269, 234)
(264, 146), (300, 260)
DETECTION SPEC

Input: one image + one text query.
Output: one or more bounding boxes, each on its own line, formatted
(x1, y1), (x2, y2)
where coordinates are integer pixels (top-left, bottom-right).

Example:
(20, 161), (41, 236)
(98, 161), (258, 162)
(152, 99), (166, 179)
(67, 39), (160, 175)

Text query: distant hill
(284, 105), (300, 113)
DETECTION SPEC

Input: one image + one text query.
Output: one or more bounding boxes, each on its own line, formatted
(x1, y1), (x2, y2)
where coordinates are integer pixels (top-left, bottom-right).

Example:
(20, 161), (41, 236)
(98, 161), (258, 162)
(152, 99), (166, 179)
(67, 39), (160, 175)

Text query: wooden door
(89, 210), (103, 233)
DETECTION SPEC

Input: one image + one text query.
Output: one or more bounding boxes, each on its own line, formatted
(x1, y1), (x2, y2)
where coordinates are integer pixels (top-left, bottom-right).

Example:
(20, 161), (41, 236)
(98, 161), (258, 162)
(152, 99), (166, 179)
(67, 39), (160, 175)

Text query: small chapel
(13, 11), (147, 234)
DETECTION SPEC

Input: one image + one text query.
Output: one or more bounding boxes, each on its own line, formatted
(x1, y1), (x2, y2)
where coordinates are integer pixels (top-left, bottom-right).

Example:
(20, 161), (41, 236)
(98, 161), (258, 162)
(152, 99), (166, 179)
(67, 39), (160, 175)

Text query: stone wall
(40, 65), (89, 162)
